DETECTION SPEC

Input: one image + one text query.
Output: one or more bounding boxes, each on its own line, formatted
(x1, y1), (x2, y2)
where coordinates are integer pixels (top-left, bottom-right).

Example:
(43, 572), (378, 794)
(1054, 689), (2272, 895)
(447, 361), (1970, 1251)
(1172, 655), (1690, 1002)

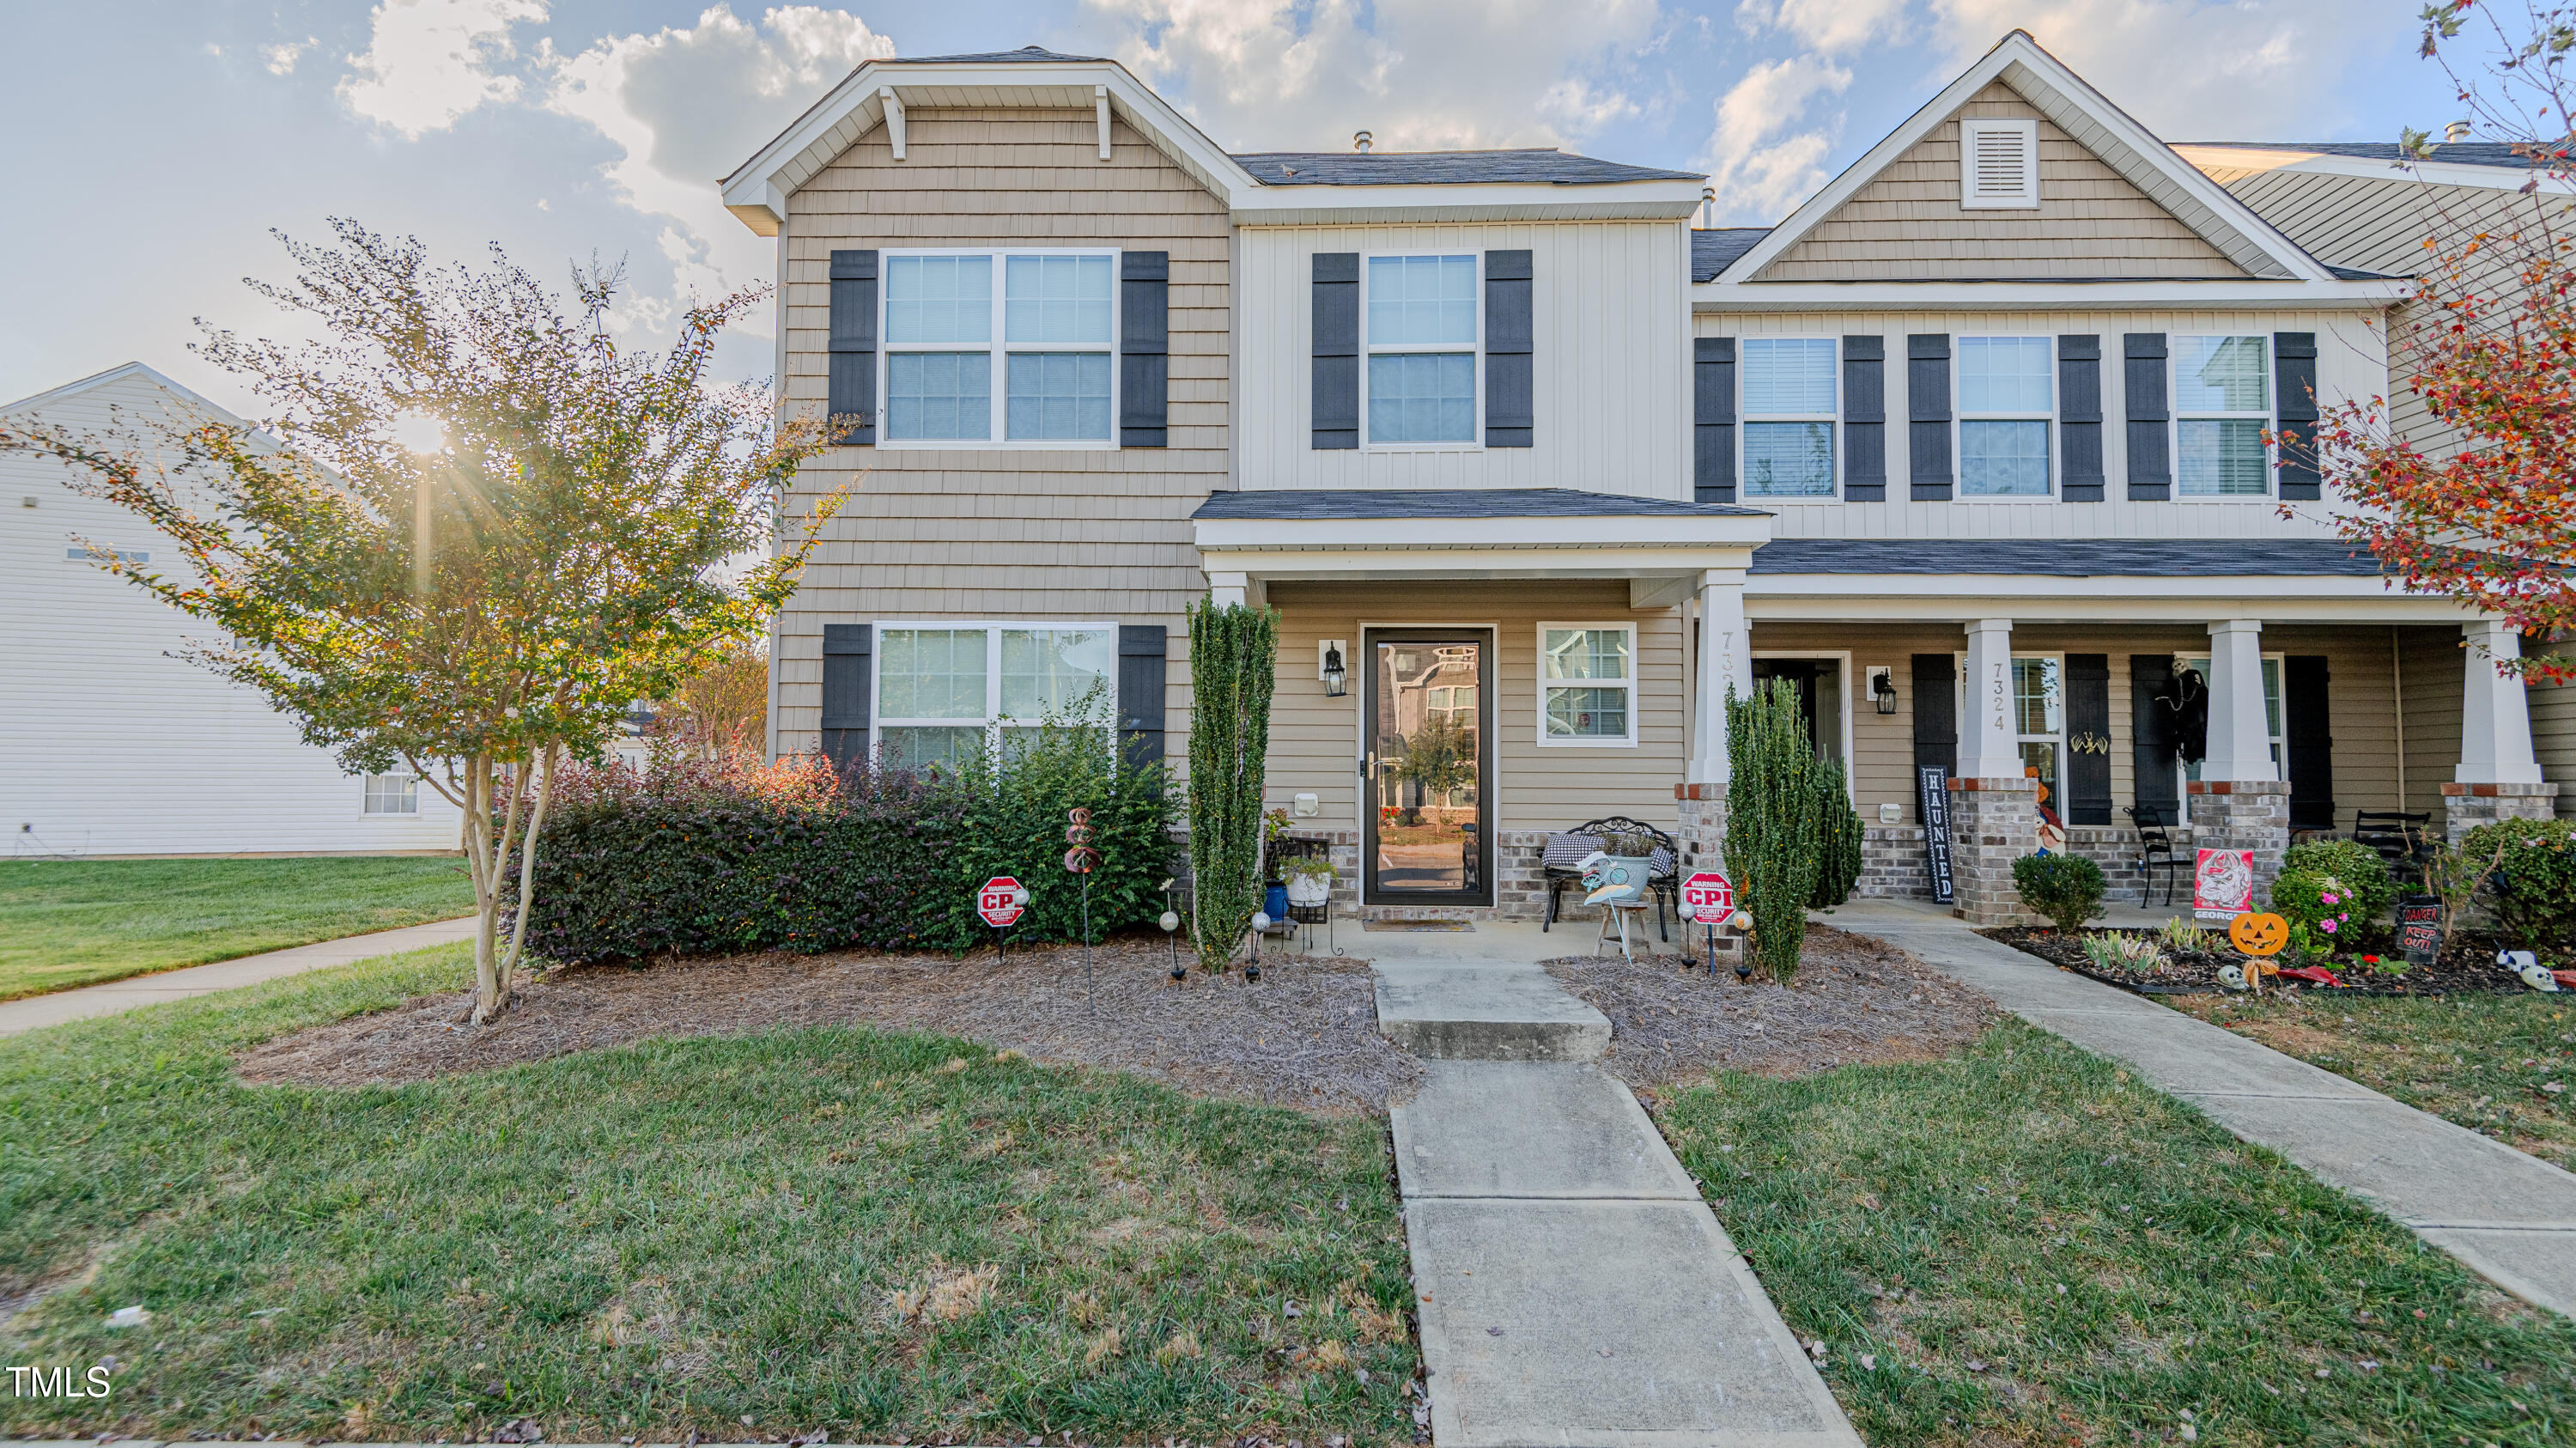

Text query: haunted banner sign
(1917, 764), (1955, 904)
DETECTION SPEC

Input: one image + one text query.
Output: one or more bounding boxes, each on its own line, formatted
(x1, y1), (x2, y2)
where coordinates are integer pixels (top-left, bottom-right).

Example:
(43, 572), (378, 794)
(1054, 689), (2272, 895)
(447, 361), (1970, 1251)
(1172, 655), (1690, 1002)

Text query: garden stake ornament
(1064, 808), (1102, 1013)
(1160, 878), (1185, 981)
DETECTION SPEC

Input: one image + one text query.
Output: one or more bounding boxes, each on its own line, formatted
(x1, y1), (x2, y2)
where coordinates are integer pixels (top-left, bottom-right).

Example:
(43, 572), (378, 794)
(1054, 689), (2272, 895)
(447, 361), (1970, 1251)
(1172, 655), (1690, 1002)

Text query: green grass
(0, 855), (476, 999)
(2172, 992), (2576, 1172)
(1657, 1023), (2576, 1446)
(0, 945), (1418, 1443)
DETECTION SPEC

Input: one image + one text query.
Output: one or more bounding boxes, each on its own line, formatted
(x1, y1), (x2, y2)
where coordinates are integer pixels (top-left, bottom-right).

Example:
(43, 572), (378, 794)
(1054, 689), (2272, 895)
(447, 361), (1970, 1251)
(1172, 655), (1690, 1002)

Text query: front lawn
(0, 945), (1418, 1444)
(0, 855), (475, 999)
(1657, 1022), (2576, 1446)
(2172, 991), (2576, 1172)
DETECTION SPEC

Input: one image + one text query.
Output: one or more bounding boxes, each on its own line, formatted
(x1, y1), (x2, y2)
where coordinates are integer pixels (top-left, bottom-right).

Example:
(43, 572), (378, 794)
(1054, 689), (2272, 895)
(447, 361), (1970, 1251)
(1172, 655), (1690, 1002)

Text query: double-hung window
(1366, 255), (1479, 444)
(882, 252), (1116, 444)
(2175, 335), (2270, 496)
(1957, 336), (2052, 496)
(1539, 624), (1637, 746)
(1740, 339), (1837, 497)
(874, 624), (1117, 771)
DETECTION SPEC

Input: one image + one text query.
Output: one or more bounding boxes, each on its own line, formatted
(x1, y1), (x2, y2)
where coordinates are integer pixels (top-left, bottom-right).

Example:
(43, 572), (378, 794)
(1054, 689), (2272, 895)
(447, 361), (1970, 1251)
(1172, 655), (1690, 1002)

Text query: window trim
(2171, 333), (2275, 500)
(361, 771), (420, 818)
(1959, 117), (2040, 210)
(1953, 651), (2067, 801)
(1361, 250), (1484, 452)
(1735, 336), (1841, 503)
(1953, 334), (2057, 502)
(869, 618), (1121, 765)
(876, 247), (1121, 451)
(1535, 622), (1640, 749)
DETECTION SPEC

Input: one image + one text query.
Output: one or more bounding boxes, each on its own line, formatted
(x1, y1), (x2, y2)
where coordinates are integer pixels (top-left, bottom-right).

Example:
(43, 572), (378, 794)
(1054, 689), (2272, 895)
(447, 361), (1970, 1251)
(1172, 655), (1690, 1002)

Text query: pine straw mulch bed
(238, 936), (1420, 1116)
(1985, 924), (2542, 997)
(1543, 924), (2001, 1093)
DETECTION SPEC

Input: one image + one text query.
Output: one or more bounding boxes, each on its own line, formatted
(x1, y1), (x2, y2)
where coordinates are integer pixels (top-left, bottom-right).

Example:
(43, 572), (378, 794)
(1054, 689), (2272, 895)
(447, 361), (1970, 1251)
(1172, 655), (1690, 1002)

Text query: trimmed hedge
(2014, 852), (2105, 933)
(519, 728), (1175, 964)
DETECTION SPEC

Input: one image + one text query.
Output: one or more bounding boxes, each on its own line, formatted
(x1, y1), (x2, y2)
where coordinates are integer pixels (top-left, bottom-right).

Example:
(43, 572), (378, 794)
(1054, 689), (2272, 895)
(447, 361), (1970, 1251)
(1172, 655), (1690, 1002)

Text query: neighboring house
(725, 31), (2555, 926)
(0, 362), (462, 857)
(2177, 139), (2576, 820)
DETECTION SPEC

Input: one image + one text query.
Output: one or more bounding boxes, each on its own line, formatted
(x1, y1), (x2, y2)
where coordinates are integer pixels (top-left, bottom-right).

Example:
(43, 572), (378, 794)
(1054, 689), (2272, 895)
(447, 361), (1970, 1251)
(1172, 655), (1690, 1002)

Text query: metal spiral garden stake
(1065, 807), (1102, 1014)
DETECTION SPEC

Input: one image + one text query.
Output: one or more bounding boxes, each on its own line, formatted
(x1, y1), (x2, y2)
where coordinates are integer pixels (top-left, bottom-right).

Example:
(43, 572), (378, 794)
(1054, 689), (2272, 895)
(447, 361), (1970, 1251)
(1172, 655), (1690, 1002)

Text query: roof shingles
(1747, 538), (2388, 577)
(1193, 488), (1765, 520)
(1230, 149), (1703, 187)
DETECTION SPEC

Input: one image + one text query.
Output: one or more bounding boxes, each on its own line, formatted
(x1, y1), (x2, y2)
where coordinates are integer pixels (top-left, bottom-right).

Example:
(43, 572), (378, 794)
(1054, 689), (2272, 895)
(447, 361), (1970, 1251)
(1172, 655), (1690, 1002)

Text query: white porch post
(1959, 618), (2019, 780)
(2202, 619), (2278, 782)
(1207, 570), (1249, 609)
(2457, 618), (2544, 784)
(1687, 568), (1750, 783)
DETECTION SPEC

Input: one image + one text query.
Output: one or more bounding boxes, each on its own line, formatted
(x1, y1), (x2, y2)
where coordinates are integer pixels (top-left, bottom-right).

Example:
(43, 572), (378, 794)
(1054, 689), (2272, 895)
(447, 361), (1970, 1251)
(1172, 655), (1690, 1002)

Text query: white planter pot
(1286, 874), (1332, 907)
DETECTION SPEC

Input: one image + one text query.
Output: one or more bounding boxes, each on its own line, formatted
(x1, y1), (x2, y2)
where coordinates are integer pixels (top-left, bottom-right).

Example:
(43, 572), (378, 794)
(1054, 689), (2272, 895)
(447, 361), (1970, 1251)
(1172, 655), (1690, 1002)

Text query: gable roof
(1709, 31), (2336, 290)
(1232, 149), (1700, 186)
(2, 361), (237, 422)
(2190, 140), (2544, 171)
(900, 46), (1109, 64)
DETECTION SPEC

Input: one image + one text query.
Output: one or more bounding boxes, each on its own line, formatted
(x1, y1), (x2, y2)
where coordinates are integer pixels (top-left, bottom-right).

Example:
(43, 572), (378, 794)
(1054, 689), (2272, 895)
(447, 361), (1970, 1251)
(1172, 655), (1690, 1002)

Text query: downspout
(2391, 624), (2406, 813)
(768, 216), (789, 764)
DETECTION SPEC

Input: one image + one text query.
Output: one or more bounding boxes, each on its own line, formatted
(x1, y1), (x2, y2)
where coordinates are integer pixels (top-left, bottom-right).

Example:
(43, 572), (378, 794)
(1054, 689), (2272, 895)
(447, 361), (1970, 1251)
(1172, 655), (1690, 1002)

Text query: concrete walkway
(1833, 898), (2576, 1318)
(0, 916), (478, 1038)
(1376, 953), (1861, 1448)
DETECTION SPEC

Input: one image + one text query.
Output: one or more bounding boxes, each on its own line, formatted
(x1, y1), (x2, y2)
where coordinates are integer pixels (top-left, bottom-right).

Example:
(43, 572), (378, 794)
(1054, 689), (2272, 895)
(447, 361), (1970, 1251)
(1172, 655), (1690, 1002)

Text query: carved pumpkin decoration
(2229, 911), (2290, 958)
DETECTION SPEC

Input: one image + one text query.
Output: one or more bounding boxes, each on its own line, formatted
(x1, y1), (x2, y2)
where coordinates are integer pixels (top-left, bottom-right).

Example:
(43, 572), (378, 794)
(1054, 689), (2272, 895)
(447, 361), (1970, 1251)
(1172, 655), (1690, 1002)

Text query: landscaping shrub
(1809, 758), (1864, 910)
(2464, 814), (2576, 946)
(1187, 599), (1279, 972)
(2014, 852), (2105, 933)
(518, 716), (1173, 964)
(2281, 837), (2396, 924)
(2268, 867), (2357, 960)
(1724, 678), (1823, 981)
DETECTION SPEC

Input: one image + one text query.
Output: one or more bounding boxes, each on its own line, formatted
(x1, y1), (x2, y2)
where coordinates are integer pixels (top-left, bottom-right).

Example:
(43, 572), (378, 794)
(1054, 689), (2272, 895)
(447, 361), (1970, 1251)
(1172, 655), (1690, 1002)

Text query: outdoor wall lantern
(1320, 640), (1349, 697)
(1868, 666), (1899, 715)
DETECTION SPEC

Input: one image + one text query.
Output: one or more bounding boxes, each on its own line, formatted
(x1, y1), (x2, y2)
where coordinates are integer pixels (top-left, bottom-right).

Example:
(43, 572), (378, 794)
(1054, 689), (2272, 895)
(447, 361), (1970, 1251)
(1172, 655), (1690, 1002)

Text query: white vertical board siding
(1, 369), (463, 855)
(1697, 306), (2387, 540)
(1237, 222), (1692, 496)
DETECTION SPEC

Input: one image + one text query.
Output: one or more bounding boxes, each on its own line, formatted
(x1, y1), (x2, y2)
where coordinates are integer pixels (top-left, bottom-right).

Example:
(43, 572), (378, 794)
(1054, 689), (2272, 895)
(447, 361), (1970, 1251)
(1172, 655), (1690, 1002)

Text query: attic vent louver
(1959, 117), (2038, 210)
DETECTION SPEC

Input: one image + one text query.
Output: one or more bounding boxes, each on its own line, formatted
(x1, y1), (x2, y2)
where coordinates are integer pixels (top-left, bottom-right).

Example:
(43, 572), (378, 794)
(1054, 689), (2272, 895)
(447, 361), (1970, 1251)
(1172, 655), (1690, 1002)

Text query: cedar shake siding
(773, 106), (1229, 758)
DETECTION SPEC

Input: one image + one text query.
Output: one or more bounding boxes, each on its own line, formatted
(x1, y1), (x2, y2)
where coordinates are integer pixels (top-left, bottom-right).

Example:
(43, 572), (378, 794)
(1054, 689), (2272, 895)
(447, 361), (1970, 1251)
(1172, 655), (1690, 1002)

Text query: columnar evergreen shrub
(2281, 837), (2396, 924)
(1187, 598), (1279, 971)
(1809, 758), (1864, 909)
(1724, 678), (1824, 981)
(2014, 853), (2106, 933)
(2464, 815), (2576, 946)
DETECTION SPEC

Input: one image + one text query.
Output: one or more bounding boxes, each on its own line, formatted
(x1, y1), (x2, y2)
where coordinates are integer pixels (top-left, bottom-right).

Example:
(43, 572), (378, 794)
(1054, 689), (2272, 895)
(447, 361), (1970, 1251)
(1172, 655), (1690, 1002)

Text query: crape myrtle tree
(2302, 1), (2576, 680)
(0, 220), (841, 1020)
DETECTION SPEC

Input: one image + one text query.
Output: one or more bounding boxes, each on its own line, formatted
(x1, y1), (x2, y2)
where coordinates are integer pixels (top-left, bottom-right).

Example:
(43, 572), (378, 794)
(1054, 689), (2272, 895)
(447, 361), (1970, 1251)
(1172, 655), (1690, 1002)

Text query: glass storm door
(1364, 630), (1492, 905)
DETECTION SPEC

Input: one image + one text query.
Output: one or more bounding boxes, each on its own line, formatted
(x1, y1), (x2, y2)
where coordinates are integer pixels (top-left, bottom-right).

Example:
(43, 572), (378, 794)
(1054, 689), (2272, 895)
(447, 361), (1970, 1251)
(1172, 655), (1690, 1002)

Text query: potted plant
(1284, 853), (1336, 907)
(1587, 830), (1660, 903)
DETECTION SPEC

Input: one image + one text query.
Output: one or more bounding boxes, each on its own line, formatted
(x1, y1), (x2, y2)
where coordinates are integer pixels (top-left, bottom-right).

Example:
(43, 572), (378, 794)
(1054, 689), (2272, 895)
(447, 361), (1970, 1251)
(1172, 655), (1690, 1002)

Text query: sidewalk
(1833, 897), (2576, 1318)
(0, 916), (479, 1038)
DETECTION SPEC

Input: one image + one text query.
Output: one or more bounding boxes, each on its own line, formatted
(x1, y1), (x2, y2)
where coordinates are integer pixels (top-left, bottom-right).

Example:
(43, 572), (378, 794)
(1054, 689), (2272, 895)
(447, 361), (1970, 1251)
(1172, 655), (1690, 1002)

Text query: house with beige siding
(722, 31), (2558, 927)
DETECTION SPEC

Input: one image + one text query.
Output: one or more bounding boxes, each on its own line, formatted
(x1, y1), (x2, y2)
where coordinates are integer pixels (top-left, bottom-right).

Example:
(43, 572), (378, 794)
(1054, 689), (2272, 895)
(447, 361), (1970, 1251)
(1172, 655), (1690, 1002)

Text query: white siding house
(1, 363), (462, 857)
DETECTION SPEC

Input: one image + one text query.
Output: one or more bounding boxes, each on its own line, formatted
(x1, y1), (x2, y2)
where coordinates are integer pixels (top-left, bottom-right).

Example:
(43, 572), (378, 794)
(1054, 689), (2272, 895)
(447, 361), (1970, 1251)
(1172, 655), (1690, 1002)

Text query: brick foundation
(2186, 780), (2292, 908)
(1947, 776), (2041, 927)
(1859, 824), (1933, 899)
(2442, 782), (2561, 845)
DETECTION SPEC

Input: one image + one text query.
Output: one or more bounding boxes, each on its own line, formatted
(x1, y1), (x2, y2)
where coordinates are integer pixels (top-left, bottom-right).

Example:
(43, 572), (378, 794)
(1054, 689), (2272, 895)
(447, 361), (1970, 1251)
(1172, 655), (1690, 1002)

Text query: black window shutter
(2129, 654), (2180, 822)
(2063, 654), (2113, 824)
(1694, 337), (1736, 503)
(2058, 334), (2105, 502)
(2275, 331), (2320, 501)
(828, 250), (878, 446)
(1908, 334), (1953, 501)
(1117, 624), (1170, 767)
(1311, 252), (1360, 449)
(2285, 654), (2335, 830)
(1842, 335), (1886, 502)
(1119, 251), (1170, 448)
(821, 624), (872, 770)
(2124, 332), (2170, 501)
(1911, 654), (1957, 816)
(1484, 249), (1534, 447)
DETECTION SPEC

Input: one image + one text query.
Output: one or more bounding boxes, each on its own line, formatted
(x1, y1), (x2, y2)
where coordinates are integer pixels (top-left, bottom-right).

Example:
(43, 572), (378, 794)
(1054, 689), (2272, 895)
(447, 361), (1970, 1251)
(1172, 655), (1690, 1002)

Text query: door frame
(1359, 624), (1498, 907)
(1752, 649), (1856, 800)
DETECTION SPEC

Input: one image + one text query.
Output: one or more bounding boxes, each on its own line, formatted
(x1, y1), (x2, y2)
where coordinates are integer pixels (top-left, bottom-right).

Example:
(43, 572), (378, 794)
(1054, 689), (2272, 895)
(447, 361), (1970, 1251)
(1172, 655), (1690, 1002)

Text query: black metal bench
(2354, 809), (2436, 885)
(1541, 816), (1678, 941)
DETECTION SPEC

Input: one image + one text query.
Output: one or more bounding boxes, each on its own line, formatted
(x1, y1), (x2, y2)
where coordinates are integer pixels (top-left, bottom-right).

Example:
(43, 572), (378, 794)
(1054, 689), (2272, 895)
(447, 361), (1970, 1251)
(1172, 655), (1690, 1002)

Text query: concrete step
(1372, 960), (1611, 1061)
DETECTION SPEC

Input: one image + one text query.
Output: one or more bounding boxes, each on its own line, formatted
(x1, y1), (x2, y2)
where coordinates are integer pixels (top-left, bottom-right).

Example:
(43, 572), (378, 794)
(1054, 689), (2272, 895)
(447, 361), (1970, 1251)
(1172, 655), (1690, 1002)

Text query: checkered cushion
(1542, 832), (1673, 879)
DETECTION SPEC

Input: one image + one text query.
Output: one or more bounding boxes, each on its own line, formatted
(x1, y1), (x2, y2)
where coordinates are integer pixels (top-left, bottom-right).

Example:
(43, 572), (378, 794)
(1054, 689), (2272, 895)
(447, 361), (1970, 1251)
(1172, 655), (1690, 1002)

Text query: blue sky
(0, 0), (2464, 414)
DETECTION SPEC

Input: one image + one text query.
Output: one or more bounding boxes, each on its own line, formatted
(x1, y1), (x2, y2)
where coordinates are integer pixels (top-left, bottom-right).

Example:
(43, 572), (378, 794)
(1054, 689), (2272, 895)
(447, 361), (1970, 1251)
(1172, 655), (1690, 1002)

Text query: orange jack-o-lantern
(2229, 911), (2290, 958)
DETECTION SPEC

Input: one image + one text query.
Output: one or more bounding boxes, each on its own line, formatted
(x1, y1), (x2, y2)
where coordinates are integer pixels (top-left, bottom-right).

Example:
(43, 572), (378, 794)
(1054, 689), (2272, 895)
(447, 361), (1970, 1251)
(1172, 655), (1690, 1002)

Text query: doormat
(1362, 919), (1476, 933)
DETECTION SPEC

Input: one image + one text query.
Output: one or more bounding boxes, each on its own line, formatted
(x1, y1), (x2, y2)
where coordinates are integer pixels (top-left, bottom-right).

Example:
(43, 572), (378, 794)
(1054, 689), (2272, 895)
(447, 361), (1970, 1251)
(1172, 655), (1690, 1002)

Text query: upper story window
(2175, 336), (2270, 496)
(1959, 118), (2039, 210)
(1740, 339), (1837, 498)
(1366, 255), (1479, 445)
(882, 252), (1116, 445)
(1957, 336), (2052, 497)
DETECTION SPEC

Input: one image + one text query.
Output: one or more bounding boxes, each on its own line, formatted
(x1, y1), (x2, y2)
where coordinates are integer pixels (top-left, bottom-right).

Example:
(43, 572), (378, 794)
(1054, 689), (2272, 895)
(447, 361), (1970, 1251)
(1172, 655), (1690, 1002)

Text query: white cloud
(339, 0), (550, 139)
(1698, 55), (1851, 220)
(1735, 0), (1908, 56)
(1089, 0), (1666, 153)
(264, 37), (318, 76)
(543, 5), (895, 330)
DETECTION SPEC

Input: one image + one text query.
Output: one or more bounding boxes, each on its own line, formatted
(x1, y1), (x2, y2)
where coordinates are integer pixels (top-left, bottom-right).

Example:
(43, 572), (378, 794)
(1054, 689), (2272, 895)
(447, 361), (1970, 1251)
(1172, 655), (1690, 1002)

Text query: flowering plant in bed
(2269, 868), (2356, 964)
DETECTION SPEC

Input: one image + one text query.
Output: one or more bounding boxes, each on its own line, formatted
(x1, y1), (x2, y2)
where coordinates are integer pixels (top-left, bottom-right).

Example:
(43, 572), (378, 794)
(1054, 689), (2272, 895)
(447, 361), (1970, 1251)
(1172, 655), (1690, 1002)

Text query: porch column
(2445, 618), (2557, 843)
(2202, 620), (2277, 782)
(1958, 618), (2020, 780)
(1686, 568), (1750, 783)
(1206, 571), (1263, 609)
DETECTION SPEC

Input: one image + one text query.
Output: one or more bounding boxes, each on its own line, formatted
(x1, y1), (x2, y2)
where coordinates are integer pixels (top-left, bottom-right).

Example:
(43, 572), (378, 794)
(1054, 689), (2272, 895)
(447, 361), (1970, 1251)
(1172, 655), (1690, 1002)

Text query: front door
(1364, 630), (1492, 905)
